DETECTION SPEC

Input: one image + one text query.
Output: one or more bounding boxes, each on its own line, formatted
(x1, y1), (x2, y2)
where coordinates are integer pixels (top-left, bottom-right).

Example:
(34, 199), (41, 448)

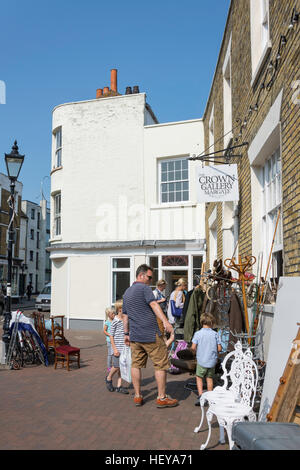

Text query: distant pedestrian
(103, 307), (115, 374)
(105, 300), (129, 394)
(167, 278), (187, 327)
(26, 282), (33, 301)
(123, 264), (178, 408)
(153, 279), (168, 315)
(191, 313), (222, 406)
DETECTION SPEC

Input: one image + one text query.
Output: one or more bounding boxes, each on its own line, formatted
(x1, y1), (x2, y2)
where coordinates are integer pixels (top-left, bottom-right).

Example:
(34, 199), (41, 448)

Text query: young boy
(103, 307), (115, 373)
(191, 313), (222, 406)
(105, 299), (129, 394)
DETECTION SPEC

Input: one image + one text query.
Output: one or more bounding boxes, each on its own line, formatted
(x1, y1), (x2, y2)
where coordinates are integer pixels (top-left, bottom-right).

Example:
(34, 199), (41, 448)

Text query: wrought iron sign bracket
(189, 142), (248, 165)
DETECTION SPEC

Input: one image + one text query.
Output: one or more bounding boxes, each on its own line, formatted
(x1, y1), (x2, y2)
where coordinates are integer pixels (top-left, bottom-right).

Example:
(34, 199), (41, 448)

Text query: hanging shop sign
(196, 164), (239, 202)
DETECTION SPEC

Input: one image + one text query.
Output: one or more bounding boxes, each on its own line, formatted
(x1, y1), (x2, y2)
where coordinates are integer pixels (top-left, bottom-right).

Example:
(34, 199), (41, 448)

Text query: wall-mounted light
(288, 7), (299, 29)
(280, 35), (287, 45)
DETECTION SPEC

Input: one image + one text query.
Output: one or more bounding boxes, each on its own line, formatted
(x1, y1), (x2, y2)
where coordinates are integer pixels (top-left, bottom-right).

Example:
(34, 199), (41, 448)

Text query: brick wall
(203, 0), (300, 274)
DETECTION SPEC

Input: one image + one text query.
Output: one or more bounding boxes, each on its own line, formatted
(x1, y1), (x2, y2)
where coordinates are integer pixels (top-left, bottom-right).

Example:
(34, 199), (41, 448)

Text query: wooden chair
(48, 315), (69, 350)
(51, 316), (80, 371)
(32, 311), (48, 350)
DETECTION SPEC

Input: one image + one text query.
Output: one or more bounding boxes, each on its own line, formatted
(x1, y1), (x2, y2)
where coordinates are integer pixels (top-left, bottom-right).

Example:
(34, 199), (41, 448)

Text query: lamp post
(2, 141), (24, 355)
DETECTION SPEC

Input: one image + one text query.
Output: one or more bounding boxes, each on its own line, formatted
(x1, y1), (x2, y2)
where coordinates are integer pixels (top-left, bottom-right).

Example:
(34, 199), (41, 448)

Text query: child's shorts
(112, 354), (120, 368)
(196, 364), (215, 378)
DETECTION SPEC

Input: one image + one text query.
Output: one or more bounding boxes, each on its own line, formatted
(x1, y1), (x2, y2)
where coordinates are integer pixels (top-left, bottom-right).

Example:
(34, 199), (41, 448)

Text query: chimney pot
(103, 86), (109, 94)
(110, 69), (118, 93)
(96, 88), (103, 98)
(125, 86), (132, 95)
(133, 86), (140, 94)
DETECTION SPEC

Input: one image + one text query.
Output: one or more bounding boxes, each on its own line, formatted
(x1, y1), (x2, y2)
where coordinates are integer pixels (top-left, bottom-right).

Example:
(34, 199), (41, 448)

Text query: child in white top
(105, 300), (129, 395)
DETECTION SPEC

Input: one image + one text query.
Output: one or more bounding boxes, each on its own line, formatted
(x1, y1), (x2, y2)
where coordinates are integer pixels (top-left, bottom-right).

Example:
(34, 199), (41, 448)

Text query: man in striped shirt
(123, 264), (179, 408)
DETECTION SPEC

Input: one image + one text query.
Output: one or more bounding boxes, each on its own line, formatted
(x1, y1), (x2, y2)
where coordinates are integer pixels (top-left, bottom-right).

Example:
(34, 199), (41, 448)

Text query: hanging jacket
(181, 289), (194, 326)
(183, 287), (205, 343)
(228, 291), (246, 351)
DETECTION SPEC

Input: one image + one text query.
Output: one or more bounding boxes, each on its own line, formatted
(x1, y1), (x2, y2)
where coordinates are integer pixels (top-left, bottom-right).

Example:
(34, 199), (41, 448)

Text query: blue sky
(0, 0), (230, 204)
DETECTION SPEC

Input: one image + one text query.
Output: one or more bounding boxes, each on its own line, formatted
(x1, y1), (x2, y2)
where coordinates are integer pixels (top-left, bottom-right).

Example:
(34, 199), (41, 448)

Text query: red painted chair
(51, 316), (80, 371)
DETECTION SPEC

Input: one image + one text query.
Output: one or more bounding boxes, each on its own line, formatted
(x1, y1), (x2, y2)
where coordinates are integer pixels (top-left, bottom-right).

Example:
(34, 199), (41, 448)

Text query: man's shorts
(196, 364), (215, 378)
(130, 334), (170, 371)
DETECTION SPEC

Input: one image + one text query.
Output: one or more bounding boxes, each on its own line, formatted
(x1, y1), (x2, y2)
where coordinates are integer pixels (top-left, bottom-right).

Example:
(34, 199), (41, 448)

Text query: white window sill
(50, 165), (63, 175)
(49, 236), (62, 243)
(151, 201), (198, 210)
(251, 40), (272, 88)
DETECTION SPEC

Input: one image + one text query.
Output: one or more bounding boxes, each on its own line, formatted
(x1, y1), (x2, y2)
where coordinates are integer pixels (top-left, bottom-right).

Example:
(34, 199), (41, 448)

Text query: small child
(103, 307), (115, 373)
(105, 299), (129, 394)
(191, 313), (222, 406)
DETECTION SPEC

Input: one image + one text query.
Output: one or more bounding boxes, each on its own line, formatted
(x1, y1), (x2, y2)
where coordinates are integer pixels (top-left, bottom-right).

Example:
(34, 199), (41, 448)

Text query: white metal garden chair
(193, 341), (258, 450)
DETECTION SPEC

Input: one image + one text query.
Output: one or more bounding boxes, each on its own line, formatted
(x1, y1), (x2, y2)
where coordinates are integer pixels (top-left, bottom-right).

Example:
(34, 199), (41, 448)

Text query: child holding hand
(105, 299), (129, 394)
(191, 313), (222, 406)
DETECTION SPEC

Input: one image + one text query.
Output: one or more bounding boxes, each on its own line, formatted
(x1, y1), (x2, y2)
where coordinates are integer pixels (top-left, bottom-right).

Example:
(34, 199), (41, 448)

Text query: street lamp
(2, 141), (25, 355)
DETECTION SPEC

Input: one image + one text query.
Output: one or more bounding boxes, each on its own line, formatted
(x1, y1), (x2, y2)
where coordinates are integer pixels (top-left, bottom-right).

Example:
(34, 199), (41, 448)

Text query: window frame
(54, 127), (62, 168)
(158, 157), (190, 204)
(261, 148), (282, 255)
(111, 256), (133, 305)
(222, 36), (232, 149)
(250, 0), (272, 86)
(54, 193), (61, 237)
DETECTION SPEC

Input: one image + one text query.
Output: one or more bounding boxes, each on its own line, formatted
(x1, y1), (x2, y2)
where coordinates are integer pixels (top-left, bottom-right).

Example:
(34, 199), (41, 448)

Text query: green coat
(183, 287), (205, 343)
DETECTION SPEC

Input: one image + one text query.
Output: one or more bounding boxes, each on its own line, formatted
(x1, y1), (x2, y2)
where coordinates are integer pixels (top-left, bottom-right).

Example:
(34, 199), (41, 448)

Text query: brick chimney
(96, 69), (120, 98)
(110, 69), (118, 93)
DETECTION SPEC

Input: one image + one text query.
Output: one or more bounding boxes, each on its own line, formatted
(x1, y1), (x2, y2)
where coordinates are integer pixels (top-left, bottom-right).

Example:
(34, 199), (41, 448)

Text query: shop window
(193, 255), (203, 286)
(149, 256), (158, 288)
(112, 257), (131, 303)
(159, 158), (189, 203)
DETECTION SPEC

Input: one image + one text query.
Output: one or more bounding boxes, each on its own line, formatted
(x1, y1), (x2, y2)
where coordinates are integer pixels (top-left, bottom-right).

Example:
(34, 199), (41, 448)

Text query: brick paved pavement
(0, 322), (228, 451)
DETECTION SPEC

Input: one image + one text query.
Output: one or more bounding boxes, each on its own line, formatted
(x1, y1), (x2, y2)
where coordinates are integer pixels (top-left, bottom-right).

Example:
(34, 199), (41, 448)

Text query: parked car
(35, 283), (51, 311)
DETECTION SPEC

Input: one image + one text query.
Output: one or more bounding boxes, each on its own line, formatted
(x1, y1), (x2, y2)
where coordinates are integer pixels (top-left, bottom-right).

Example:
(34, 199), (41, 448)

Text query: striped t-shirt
(122, 282), (161, 343)
(110, 317), (125, 354)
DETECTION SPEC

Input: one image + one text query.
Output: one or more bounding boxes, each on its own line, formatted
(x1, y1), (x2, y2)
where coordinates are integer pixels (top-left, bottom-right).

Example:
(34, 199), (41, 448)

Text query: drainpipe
(233, 202), (239, 257)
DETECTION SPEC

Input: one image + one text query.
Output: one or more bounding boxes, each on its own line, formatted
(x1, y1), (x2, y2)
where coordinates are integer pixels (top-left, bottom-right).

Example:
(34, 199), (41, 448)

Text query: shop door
(162, 270), (188, 298)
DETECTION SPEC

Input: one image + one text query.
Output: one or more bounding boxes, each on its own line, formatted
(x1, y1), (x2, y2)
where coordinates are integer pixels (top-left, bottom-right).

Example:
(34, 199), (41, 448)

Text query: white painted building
(49, 71), (205, 329)
(21, 199), (51, 293)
